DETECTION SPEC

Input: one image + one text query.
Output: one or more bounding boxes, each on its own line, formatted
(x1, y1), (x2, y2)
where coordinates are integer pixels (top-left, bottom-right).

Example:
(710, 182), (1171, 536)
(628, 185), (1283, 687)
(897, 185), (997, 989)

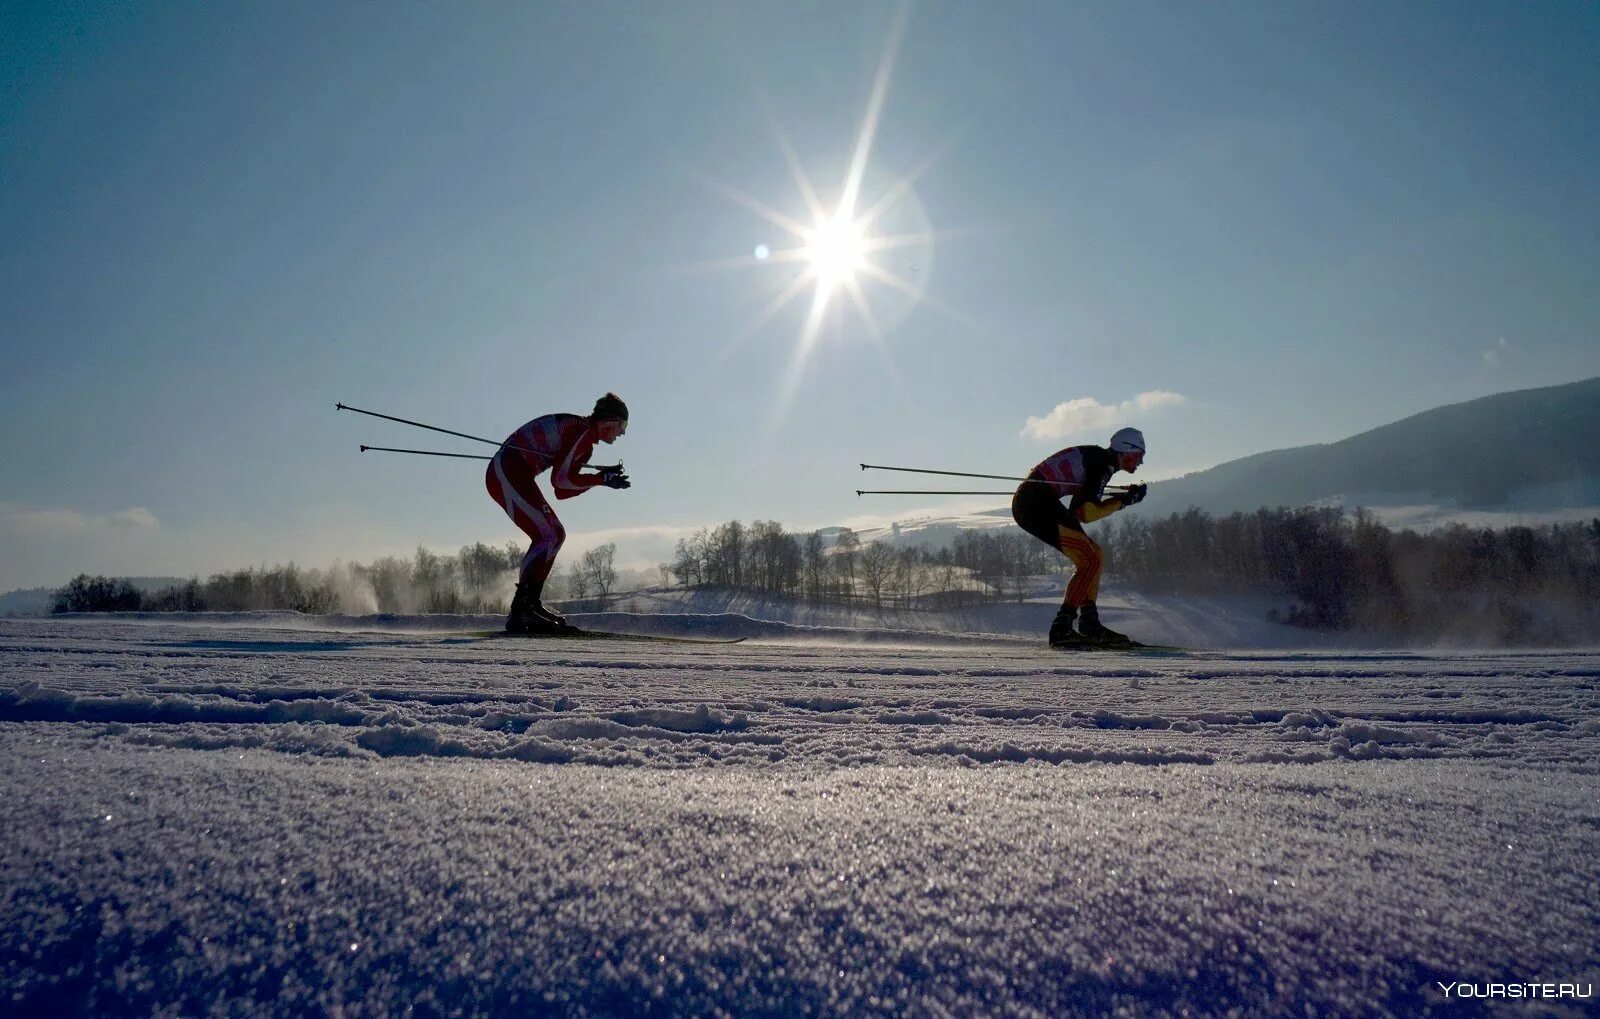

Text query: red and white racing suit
(485, 414), (606, 584)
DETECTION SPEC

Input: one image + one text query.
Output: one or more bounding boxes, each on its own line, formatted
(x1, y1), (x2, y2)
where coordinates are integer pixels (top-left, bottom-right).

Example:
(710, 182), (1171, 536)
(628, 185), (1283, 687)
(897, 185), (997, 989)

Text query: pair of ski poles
(338, 402), (1125, 496)
(338, 402), (524, 460)
(856, 464), (1130, 497)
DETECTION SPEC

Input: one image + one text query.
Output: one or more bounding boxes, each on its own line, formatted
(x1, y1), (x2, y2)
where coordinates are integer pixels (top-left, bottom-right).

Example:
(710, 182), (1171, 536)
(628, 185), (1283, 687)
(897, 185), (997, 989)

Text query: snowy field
(3, 613), (1599, 1016)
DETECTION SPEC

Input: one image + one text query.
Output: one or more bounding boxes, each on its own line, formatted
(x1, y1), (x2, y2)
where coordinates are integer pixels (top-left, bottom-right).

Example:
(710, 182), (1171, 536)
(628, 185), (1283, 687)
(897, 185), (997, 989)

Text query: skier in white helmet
(1011, 426), (1148, 646)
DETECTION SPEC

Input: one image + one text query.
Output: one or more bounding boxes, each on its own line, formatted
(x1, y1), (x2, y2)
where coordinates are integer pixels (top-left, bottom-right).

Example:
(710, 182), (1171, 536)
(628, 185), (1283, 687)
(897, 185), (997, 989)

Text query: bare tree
(803, 531), (828, 601)
(834, 528), (860, 601)
(459, 542), (508, 605)
(580, 543), (618, 602)
(708, 521), (745, 587)
(671, 533), (703, 587)
(859, 541), (895, 608)
(566, 562), (590, 602)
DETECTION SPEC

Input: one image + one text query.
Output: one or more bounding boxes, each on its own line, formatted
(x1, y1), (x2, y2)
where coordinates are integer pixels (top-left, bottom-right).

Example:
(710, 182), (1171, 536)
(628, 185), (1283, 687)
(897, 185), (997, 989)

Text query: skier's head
(592, 393), (629, 443)
(1108, 426), (1145, 472)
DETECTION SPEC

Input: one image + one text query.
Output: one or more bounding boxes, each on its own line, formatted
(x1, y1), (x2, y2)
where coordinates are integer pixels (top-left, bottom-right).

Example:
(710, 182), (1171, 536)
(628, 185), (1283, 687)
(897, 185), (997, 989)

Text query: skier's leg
(1014, 484), (1088, 644)
(504, 577), (542, 634)
(1051, 526), (1109, 641)
(1056, 527), (1103, 607)
(1056, 529), (1131, 641)
(510, 497), (566, 626)
(488, 455), (567, 632)
(525, 513), (567, 624)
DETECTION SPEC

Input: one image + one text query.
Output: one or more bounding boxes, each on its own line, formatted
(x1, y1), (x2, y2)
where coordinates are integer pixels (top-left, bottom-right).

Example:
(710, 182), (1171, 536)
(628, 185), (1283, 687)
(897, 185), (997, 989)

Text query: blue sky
(3, 1), (1598, 589)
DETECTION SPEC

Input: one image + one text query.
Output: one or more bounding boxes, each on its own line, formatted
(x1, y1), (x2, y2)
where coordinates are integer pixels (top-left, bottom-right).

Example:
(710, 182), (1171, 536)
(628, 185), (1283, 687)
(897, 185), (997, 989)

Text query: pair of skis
(1050, 635), (1184, 655)
(468, 626), (747, 645)
(468, 627), (1181, 653)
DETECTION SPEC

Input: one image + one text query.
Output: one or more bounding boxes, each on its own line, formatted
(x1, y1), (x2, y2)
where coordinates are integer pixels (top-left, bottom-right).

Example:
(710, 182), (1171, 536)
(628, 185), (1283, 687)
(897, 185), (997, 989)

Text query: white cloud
(2, 503), (160, 536)
(108, 508), (161, 530)
(1020, 391), (1187, 441)
(0, 503), (166, 590)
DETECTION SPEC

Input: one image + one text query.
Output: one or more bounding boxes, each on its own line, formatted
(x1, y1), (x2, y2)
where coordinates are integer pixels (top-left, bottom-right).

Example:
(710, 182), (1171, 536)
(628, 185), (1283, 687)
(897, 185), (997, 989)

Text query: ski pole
(337, 402), (540, 457)
(337, 402), (503, 446)
(859, 463), (1128, 492)
(857, 489), (1014, 496)
(361, 445), (491, 460)
(862, 462), (1036, 483)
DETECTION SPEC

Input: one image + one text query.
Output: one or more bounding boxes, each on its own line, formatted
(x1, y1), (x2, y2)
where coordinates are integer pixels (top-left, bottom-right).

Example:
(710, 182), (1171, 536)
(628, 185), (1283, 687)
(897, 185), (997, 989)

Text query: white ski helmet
(1109, 427), (1145, 454)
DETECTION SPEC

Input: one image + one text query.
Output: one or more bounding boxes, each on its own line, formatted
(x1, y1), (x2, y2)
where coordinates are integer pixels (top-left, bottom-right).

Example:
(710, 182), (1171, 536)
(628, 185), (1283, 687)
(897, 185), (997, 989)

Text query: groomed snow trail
(3, 616), (1598, 1016)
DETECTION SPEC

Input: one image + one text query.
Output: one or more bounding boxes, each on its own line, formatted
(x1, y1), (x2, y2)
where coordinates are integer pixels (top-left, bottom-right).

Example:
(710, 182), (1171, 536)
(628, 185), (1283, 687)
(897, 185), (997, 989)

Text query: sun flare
(802, 215), (870, 292)
(697, 2), (962, 417)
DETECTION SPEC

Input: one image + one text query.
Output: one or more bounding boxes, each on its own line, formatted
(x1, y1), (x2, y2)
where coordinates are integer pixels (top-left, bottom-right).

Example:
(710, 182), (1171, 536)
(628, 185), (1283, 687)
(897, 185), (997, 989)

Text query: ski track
(3, 616), (1598, 1016)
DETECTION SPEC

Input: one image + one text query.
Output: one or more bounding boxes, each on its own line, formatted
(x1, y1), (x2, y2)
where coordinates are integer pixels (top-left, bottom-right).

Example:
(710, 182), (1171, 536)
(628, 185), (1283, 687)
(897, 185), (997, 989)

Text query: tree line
(50, 509), (1600, 640)
(659, 511), (1600, 638)
(51, 541), (621, 615)
(1101, 507), (1600, 639)
(664, 521), (1058, 608)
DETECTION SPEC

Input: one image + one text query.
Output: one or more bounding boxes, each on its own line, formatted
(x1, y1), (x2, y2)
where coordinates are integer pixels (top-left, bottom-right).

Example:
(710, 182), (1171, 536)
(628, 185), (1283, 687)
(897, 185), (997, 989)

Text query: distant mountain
(1141, 377), (1600, 518)
(836, 379), (1600, 543)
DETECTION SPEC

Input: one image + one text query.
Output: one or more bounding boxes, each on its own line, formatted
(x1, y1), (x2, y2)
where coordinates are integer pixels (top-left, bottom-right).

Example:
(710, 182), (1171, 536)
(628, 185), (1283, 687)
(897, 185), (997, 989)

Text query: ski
(1048, 637), (1187, 655)
(464, 627), (747, 645)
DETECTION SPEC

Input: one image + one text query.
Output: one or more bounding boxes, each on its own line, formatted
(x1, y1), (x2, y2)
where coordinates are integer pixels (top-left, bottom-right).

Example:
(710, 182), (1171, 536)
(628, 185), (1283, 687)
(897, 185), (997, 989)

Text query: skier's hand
(1120, 483), (1147, 506)
(599, 465), (631, 490)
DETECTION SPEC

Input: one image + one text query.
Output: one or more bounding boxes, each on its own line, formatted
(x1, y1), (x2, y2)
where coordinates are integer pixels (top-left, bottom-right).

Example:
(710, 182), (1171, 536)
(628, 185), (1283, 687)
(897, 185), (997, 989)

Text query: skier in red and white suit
(486, 393), (630, 633)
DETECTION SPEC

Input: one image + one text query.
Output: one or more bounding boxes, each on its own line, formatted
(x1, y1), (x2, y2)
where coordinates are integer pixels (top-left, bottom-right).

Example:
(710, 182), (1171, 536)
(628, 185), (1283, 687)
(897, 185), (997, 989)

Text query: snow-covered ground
(588, 588), (1357, 651)
(1309, 479), (1600, 533)
(3, 613), (1598, 1016)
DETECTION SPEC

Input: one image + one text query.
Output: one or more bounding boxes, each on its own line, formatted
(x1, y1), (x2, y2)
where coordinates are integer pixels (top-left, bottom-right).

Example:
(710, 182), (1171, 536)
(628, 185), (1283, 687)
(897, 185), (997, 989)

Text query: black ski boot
(505, 582), (558, 635)
(1048, 605), (1082, 647)
(531, 601), (567, 627)
(1077, 602), (1131, 645)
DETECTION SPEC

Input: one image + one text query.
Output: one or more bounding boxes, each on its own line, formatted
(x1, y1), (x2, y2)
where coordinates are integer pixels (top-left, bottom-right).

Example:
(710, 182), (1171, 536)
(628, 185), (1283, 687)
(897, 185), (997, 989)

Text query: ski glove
(598, 465), (631, 490)
(1120, 483), (1147, 506)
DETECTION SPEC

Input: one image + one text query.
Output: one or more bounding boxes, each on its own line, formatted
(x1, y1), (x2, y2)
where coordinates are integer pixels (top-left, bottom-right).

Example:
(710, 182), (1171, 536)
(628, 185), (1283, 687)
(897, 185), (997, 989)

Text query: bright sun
(698, 2), (955, 416)
(802, 215), (869, 291)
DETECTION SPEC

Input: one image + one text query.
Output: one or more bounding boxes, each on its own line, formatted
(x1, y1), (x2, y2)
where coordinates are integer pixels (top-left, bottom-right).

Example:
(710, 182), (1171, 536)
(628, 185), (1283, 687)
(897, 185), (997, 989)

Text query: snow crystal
(2, 614), (1598, 1015)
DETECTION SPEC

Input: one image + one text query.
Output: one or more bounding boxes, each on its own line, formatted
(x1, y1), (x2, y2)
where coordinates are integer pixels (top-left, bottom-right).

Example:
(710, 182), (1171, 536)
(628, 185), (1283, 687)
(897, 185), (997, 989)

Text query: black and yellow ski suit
(1011, 444), (1130, 609)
